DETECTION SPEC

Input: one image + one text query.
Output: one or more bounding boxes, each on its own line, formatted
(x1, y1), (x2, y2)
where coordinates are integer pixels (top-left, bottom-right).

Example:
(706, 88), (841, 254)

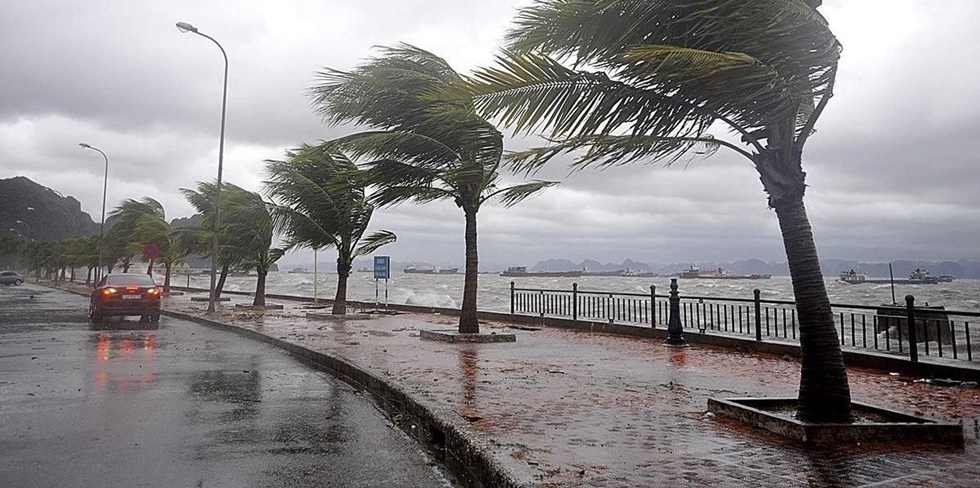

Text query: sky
(2, 0), (979, 270)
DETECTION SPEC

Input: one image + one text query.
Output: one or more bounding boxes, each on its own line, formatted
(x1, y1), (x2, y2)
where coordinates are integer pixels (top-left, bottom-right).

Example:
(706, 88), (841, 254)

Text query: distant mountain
(0, 176), (98, 241)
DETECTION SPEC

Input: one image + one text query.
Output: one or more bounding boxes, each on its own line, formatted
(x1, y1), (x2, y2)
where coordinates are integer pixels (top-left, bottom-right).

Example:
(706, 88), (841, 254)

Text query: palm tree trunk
(458, 208), (480, 333)
(774, 194), (851, 423)
(333, 256), (352, 315)
(146, 259), (154, 276)
(216, 264), (230, 298)
(163, 262), (172, 293)
(253, 269), (267, 306)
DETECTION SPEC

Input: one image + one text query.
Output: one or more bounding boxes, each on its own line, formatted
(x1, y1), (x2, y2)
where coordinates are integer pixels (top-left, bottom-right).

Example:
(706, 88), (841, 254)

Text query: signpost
(373, 256), (390, 310)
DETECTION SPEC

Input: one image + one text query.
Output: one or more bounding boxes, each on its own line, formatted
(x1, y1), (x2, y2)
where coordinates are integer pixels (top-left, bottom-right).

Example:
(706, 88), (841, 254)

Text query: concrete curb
(163, 309), (529, 488)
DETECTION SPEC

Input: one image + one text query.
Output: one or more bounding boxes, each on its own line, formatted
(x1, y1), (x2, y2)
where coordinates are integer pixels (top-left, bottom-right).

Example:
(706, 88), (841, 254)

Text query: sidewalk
(89, 284), (980, 486)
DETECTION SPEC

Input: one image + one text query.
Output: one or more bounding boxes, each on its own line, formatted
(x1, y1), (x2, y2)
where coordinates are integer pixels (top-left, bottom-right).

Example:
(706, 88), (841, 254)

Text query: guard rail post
(905, 295), (919, 362)
(754, 289), (763, 341)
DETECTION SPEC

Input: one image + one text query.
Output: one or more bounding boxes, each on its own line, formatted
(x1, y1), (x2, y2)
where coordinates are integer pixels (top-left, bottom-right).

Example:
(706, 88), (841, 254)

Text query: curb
(163, 309), (528, 488)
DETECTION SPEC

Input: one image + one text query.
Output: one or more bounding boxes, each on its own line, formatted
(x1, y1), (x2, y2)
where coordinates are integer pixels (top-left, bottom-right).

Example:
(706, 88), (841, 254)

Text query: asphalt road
(0, 283), (458, 488)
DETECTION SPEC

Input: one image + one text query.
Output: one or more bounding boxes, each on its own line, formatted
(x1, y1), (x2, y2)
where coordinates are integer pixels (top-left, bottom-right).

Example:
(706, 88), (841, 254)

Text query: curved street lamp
(79, 143), (109, 284)
(176, 20), (228, 314)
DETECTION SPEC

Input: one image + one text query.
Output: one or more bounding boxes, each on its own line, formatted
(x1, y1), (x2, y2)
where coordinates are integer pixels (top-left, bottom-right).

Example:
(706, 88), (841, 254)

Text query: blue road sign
(373, 256), (390, 280)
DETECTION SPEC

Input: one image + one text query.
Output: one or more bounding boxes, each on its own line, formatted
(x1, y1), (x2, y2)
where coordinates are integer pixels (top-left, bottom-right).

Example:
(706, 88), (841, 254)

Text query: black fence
(510, 280), (980, 364)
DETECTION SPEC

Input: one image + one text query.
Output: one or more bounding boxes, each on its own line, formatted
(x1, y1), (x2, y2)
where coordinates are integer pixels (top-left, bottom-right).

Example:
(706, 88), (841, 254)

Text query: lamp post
(13, 219), (35, 281)
(176, 20), (228, 314)
(79, 143), (109, 285)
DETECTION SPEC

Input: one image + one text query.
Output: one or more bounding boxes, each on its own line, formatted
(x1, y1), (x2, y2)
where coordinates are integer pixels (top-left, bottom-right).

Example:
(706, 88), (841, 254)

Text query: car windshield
(106, 274), (157, 287)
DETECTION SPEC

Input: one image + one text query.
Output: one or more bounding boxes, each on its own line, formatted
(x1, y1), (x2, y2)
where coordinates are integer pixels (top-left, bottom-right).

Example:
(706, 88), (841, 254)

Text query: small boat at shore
(500, 266), (582, 278)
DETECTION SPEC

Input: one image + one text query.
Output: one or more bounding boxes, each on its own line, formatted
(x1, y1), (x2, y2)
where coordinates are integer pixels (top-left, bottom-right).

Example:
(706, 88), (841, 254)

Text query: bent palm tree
(219, 186), (284, 306)
(180, 181), (244, 298)
(310, 44), (557, 333)
(459, 0), (848, 422)
(264, 143), (396, 315)
(107, 197), (177, 286)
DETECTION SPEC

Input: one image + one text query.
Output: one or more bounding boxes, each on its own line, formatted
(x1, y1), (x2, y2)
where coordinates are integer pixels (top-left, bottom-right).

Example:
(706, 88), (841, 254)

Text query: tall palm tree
(458, 0), (848, 422)
(310, 44), (557, 333)
(264, 143), (397, 315)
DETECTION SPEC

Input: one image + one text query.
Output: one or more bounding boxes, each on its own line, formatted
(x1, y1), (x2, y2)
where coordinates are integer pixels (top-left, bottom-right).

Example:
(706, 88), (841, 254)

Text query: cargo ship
(677, 266), (771, 280)
(839, 268), (938, 285)
(500, 266), (582, 278)
(404, 266), (459, 275)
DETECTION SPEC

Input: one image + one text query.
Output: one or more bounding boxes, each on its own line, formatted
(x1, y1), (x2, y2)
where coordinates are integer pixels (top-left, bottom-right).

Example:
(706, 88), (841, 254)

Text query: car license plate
(122, 294), (142, 300)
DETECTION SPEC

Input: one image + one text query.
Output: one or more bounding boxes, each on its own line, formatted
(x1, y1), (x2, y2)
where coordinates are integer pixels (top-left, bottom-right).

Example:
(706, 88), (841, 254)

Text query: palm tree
(107, 198), (178, 286)
(458, 0), (848, 422)
(180, 182), (243, 298)
(310, 44), (557, 333)
(264, 143), (397, 315)
(218, 185), (284, 307)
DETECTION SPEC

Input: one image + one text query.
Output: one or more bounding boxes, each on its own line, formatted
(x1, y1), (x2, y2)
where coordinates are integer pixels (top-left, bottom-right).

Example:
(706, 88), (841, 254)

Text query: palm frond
(459, 51), (714, 140)
(505, 133), (722, 174)
(486, 180), (560, 208)
(352, 230), (398, 258)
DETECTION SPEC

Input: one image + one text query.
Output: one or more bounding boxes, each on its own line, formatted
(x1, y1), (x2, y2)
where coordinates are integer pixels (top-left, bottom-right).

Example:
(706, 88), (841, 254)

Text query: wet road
(0, 284), (457, 487)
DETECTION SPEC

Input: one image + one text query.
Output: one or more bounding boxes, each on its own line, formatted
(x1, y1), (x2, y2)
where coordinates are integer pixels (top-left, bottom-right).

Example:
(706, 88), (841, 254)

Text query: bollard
(510, 281), (515, 315)
(905, 295), (919, 362)
(665, 278), (686, 346)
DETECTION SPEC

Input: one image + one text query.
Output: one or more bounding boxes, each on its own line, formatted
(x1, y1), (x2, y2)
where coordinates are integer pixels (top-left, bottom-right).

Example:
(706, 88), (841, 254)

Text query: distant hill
(0, 176), (98, 241)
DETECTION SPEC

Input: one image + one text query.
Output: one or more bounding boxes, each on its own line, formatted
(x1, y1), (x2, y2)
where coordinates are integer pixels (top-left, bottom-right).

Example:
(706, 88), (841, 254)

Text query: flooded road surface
(0, 284), (457, 487)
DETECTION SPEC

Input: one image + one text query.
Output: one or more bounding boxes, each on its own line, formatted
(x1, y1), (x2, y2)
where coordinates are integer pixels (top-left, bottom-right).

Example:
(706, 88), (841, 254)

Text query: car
(0, 270), (25, 286)
(90, 273), (162, 322)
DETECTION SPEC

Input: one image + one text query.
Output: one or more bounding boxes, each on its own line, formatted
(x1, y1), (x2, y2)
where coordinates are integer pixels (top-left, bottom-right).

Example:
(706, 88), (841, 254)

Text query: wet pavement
(34, 282), (980, 486)
(0, 284), (458, 487)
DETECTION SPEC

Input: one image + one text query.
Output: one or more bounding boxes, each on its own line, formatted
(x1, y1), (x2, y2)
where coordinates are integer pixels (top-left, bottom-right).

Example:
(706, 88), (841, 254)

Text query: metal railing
(510, 280), (980, 364)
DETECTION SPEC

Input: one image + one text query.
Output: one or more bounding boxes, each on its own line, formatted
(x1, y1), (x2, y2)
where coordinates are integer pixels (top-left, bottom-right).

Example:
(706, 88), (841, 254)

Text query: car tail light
(147, 288), (161, 295)
(103, 288), (117, 296)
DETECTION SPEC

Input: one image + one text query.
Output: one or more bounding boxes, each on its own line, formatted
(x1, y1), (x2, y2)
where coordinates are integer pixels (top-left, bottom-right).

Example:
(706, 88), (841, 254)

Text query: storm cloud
(2, 0), (978, 269)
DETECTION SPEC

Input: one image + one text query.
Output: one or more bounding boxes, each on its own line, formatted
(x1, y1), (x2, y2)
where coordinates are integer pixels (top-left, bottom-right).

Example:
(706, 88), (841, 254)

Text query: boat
(288, 268), (310, 274)
(581, 269), (627, 277)
(678, 265), (771, 280)
(622, 268), (658, 278)
(580, 268), (658, 277)
(839, 269), (867, 284)
(839, 268), (939, 285)
(500, 266), (582, 278)
(404, 266), (459, 275)
(937, 274), (955, 282)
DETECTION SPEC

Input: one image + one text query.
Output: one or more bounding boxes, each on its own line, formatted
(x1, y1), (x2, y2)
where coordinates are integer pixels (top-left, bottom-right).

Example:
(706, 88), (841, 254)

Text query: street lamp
(176, 20), (228, 314)
(13, 219), (35, 281)
(79, 143), (109, 284)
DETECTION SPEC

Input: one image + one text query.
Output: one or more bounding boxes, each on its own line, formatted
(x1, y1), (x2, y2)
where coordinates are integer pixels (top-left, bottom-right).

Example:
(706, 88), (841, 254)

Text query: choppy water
(173, 272), (980, 314)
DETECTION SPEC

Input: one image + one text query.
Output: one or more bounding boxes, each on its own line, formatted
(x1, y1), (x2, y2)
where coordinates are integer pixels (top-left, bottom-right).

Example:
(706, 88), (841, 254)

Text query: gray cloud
(1, 0), (978, 268)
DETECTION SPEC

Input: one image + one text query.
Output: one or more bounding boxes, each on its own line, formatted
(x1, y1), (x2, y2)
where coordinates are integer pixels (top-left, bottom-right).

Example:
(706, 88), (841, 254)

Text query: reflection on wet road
(0, 284), (457, 487)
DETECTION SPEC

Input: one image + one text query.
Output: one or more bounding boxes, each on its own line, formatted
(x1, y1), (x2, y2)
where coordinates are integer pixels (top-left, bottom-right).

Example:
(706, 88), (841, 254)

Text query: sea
(173, 271), (980, 314)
